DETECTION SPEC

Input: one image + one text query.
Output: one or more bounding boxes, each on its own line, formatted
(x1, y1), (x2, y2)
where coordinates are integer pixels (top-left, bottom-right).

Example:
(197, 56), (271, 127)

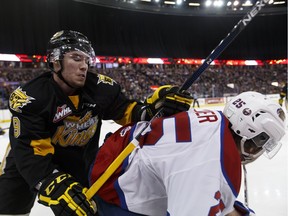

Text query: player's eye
(68, 54), (89, 64)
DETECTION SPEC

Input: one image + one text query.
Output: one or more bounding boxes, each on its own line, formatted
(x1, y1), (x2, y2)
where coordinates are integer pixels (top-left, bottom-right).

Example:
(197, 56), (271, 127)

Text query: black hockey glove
(233, 200), (255, 215)
(143, 85), (193, 120)
(38, 171), (97, 216)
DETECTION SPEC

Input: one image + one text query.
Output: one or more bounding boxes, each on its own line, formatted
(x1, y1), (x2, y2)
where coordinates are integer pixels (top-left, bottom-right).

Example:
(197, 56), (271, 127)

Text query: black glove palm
(143, 85), (193, 120)
(38, 172), (97, 216)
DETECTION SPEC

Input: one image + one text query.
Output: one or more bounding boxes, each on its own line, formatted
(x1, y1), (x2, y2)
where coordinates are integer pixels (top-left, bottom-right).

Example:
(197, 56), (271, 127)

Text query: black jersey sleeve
(85, 73), (144, 125)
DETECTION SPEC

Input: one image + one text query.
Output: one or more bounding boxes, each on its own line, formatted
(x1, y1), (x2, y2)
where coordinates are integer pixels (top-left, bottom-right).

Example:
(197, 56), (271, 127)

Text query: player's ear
(53, 61), (61, 72)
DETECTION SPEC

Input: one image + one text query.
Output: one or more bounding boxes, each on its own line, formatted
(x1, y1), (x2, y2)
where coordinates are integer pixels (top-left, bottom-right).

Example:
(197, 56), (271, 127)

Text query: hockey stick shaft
(243, 164), (249, 207)
(86, 142), (137, 199)
(180, 0), (269, 91)
(0, 127), (9, 130)
(85, 120), (152, 200)
(86, 0), (268, 200)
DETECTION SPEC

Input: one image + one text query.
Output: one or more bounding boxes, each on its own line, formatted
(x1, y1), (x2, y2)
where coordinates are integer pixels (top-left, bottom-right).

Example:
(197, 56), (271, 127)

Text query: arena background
(0, 0), (287, 59)
(0, 0), (287, 215)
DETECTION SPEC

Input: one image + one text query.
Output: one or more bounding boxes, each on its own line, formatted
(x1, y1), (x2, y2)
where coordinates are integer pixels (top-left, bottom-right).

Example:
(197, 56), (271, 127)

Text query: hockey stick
(85, 0), (268, 200)
(180, 0), (269, 91)
(0, 127), (9, 135)
(85, 114), (159, 200)
(243, 164), (249, 207)
(0, 127), (9, 130)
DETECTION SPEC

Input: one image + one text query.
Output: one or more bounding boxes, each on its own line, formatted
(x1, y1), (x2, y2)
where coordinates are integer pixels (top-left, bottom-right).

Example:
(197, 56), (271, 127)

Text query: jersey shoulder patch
(97, 74), (117, 86)
(9, 87), (35, 113)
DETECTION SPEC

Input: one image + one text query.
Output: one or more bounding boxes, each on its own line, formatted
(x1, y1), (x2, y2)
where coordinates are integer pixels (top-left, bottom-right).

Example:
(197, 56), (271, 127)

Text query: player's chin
(73, 80), (86, 88)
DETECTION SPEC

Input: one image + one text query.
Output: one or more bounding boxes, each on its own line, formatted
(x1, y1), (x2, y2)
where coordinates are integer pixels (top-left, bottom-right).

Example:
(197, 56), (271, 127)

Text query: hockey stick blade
(86, 0), (268, 200)
(180, 0), (269, 92)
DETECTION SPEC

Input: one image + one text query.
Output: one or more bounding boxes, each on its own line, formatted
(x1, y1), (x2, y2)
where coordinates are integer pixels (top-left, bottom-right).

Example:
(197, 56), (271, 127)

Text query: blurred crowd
(0, 62), (287, 109)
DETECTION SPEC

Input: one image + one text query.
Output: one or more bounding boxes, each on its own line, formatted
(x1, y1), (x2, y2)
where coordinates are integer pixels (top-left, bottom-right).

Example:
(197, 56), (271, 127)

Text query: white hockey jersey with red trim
(89, 109), (241, 216)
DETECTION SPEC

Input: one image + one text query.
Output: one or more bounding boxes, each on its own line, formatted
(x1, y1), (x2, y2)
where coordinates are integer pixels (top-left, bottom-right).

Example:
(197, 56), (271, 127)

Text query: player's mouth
(78, 74), (86, 79)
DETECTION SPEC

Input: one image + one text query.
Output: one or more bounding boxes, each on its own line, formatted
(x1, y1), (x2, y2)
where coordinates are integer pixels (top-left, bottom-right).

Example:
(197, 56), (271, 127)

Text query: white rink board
(0, 105), (287, 216)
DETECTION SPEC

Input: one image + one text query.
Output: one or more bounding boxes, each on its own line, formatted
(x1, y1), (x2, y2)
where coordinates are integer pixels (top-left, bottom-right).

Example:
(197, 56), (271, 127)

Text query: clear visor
(49, 44), (96, 65)
(262, 139), (282, 159)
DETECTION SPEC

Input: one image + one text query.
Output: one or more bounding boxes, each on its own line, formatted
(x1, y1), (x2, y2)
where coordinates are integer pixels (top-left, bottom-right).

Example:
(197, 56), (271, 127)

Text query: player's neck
(53, 74), (78, 96)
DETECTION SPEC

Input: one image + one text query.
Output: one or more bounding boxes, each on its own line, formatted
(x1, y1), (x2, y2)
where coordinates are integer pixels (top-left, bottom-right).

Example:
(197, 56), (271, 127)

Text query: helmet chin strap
(240, 137), (253, 164)
(56, 70), (76, 89)
(52, 62), (77, 89)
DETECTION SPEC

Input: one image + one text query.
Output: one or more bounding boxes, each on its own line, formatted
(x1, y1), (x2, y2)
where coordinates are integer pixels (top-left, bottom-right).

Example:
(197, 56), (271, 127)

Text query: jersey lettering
(145, 112), (191, 145)
(195, 110), (218, 123)
(52, 113), (98, 147)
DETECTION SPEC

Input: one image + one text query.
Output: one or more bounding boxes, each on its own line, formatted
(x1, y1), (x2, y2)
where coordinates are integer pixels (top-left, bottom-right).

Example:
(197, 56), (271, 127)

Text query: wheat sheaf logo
(9, 87), (35, 113)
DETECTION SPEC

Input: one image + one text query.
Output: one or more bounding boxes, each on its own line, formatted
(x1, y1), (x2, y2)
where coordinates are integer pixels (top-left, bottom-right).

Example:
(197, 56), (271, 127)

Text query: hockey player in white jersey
(89, 91), (286, 216)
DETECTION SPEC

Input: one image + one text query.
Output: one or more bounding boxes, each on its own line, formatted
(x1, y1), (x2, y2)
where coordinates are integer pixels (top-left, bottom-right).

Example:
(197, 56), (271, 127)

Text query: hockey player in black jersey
(279, 83), (287, 110)
(0, 30), (192, 215)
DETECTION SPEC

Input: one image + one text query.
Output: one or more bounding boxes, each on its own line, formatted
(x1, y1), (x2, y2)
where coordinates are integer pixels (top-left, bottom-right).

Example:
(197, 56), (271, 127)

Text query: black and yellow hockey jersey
(8, 71), (143, 188)
(279, 83), (287, 107)
(280, 83), (287, 99)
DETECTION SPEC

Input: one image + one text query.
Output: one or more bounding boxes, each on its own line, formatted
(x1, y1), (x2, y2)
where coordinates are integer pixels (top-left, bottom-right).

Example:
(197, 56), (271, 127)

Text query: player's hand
(143, 85), (192, 120)
(38, 171), (97, 216)
(233, 200), (255, 216)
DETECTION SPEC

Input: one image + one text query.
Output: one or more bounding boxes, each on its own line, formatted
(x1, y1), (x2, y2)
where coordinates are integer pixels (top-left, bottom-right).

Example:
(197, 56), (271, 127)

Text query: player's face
(243, 139), (263, 155)
(61, 51), (89, 88)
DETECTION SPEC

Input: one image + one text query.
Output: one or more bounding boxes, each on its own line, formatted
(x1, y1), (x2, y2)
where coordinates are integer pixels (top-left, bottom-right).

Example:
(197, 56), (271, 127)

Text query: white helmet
(223, 91), (286, 164)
